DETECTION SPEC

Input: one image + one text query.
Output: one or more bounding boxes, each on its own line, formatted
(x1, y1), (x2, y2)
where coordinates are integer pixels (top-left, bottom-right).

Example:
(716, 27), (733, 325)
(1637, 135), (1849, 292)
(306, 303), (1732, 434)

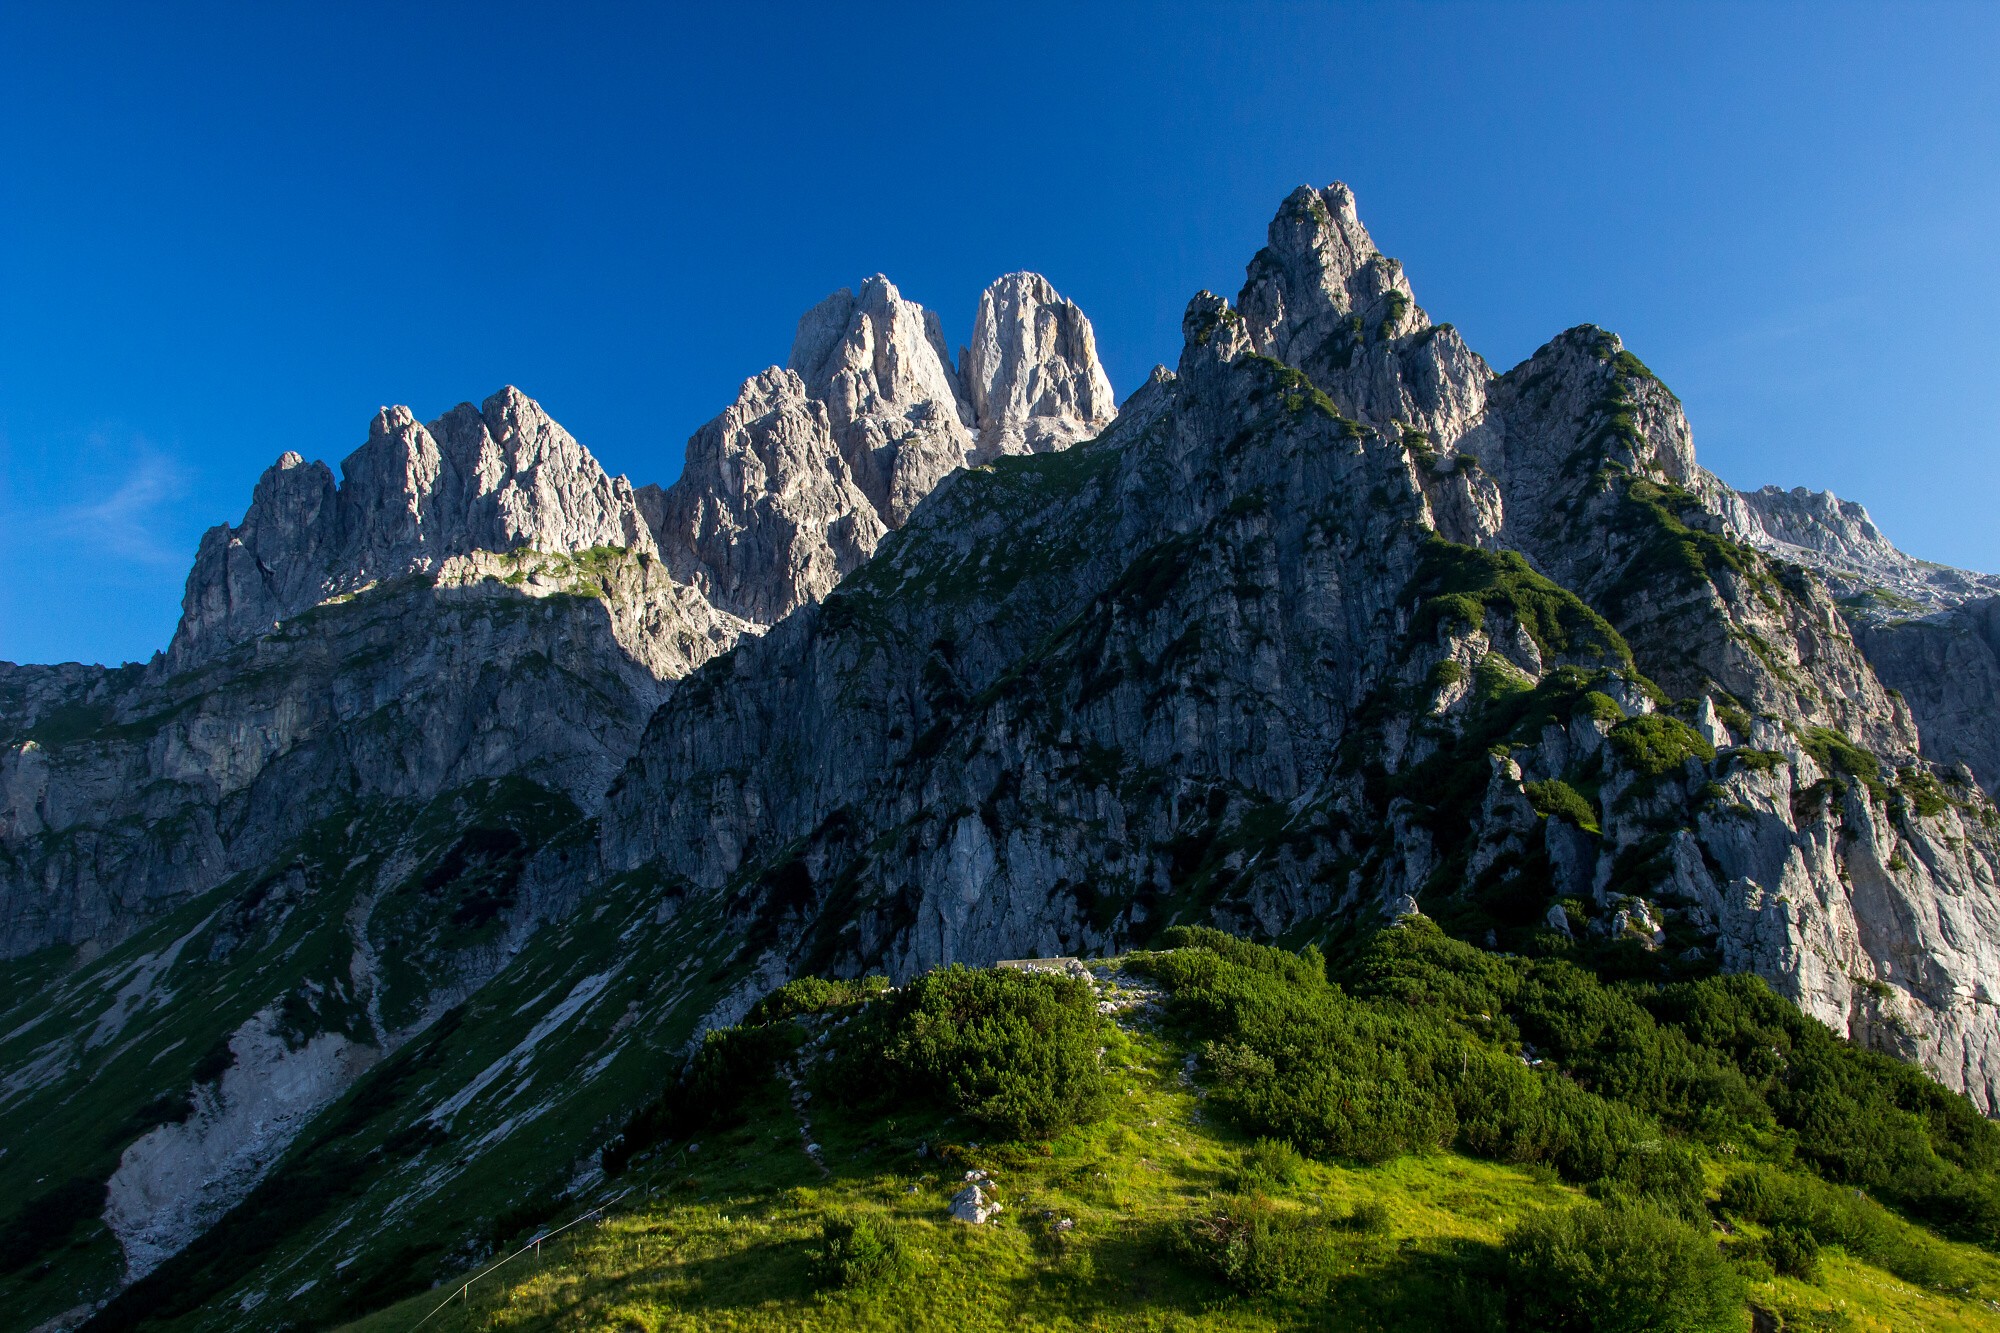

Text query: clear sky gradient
(4, 2), (1997, 665)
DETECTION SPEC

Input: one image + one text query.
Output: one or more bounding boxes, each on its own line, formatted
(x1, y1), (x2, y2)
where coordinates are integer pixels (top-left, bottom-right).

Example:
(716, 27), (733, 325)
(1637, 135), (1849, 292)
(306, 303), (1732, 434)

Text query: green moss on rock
(1608, 714), (1716, 779)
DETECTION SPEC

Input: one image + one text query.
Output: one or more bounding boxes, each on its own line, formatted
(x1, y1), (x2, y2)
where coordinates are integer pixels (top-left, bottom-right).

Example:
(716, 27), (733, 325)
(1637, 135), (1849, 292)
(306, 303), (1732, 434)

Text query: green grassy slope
(335, 934), (2000, 1333)
(0, 777), (586, 1330)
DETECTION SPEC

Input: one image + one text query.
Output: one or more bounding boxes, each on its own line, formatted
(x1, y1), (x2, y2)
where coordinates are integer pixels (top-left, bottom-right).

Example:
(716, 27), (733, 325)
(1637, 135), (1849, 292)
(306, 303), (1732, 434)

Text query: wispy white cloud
(38, 445), (192, 568)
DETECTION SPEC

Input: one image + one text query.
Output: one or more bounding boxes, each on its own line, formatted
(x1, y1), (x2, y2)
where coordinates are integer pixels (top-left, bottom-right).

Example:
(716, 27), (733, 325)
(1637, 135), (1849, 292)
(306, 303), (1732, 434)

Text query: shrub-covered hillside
(341, 925), (2000, 1332)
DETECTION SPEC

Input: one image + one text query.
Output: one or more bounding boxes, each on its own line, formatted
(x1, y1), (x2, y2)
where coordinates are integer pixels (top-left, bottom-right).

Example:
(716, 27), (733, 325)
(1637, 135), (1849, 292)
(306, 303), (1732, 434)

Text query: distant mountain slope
(1717, 483), (2000, 794)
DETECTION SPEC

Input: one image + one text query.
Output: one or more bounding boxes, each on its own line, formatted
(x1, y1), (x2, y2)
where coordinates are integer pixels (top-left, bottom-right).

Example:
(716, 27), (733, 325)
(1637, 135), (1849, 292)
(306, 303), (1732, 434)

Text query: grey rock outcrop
(170, 387), (657, 669)
(1480, 328), (1912, 756)
(168, 452), (342, 667)
(1853, 601), (2000, 793)
(959, 272), (1117, 461)
(11, 271), (1123, 962)
(947, 1171), (1004, 1224)
(1, 546), (748, 959)
(1728, 484), (2000, 616)
(651, 368), (885, 625)
(1237, 182), (1491, 447)
(655, 270), (1117, 621)
(789, 276), (977, 529)
(1712, 485), (2000, 794)
(5, 376), (764, 964)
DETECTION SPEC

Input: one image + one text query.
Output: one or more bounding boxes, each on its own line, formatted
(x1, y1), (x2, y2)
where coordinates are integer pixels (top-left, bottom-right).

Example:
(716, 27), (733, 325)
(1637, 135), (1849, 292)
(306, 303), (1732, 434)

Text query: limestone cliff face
(170, 388), (657, 670)
(599, 184), (2000, 1116)
(660, 270), (1119, 621)
(1237, 183), (1491, 447)
(788, 276), (979, 530)
(1853, 603), (2000, 794)
(4, 384), (752, 963)
(649, 368), (885, 625)
(960, 271), (1118, 461)
(0, 548), (744, 959)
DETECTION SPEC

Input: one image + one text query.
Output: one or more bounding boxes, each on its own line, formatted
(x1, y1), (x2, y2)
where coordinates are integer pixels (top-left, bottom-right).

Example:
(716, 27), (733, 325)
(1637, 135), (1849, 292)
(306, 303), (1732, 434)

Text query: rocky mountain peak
(959, 271), (1117, 460)
(18, 179), (2000, 1331)
(651, 366), (884, 625)
(1237, 183), (1489, 447)
(1178, 291), (1254, 382)
(168, 387), (658, 668)
(1719, 483), (2000, 615)
(786, 276), (974, 528)
(654, 270), (1119, 621)
(1238, 182), (1423, 364)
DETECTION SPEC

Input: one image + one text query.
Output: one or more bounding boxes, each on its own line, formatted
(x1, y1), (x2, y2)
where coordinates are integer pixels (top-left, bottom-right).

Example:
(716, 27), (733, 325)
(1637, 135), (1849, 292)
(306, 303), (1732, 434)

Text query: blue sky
(3, 2), (1997, 666)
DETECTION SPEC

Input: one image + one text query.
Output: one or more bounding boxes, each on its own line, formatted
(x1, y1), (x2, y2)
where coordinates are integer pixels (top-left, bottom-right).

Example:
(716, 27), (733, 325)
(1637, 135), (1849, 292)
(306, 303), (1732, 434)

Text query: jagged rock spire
(651, 368), (884, 625)
(170, 451), (342, 665)
(169, 387), (656, 667)
(654, 270), (1119, 622)
(959, 272), (1117, 461)
(1235, 182), (1489, 445)
(788, 275), (975, 529)
(1238, 183), (1419, 363)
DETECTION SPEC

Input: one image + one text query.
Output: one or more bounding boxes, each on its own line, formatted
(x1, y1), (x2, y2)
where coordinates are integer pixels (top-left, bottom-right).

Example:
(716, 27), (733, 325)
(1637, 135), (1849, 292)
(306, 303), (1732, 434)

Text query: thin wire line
(408, 1188), (632, 1330)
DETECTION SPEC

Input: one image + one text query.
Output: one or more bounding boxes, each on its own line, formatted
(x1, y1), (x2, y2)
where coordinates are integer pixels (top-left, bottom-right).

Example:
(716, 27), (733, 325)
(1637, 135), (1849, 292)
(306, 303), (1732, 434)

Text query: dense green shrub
(744, 974), (887, 1026)
(827, 965), (1108, 1140)
(1347, 918), (2000, 1249)
(1142, 931), (1456, 1163)
(1898, 764), (1952, 818)
(1503, 1200), (1743, 1332)
(1607, 713), (1715, 778)
(1450, 1047), (1705, 1214)
(1798, 726), (1890, 805)
(809, 1212), (905, 1289)
(1647, 973), (2000, 1246)
(1718, 1167), (1969, 1291)
(1525, 778), (1598, 830)
(1762, 1224), (1821, 1281)
(603, 1021), (800, 1174)
(1338, 1199), (1390, 1232)
(1410, 539), (1633, 669)
(1145, 925), (1703, 1206)
(1173, 1196), (1346, 1297)
(1233, 1137), (1307, 1193)
(1509, 960), (1766, 1138)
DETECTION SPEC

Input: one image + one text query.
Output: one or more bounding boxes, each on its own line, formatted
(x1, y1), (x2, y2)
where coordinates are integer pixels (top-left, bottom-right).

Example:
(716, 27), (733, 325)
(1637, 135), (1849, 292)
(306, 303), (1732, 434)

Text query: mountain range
(4, 182), (2000, 1331)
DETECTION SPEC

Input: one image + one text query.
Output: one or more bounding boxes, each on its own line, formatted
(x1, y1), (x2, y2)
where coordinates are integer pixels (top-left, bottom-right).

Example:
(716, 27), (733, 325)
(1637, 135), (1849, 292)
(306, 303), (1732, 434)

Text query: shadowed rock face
(600, 183), (2000, 1119)
(1855, 602), (2000, 794)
